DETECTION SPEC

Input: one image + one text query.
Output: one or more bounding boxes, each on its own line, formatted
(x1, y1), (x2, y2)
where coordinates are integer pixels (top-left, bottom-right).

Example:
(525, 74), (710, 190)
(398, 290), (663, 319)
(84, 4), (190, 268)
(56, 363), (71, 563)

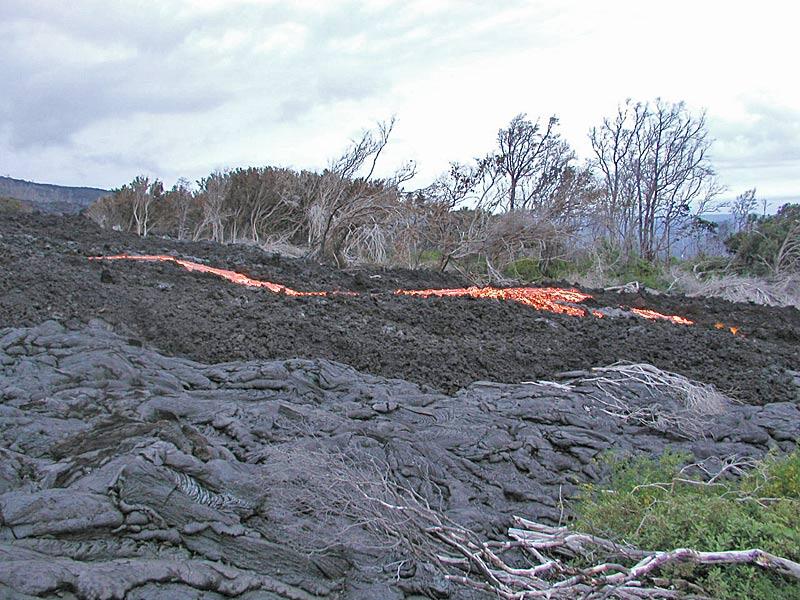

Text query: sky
(1, 0), (798, 208)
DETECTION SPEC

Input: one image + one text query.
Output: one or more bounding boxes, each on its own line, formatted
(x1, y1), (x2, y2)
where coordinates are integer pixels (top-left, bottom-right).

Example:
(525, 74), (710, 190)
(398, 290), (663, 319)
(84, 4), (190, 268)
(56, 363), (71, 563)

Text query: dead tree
(194, 171), (231, 243)
(590, 99), (722, 262)
(422, 158), (500, 272)
(86, 175), (162, 237)
(305, 117), (415, 266)
(164, 178), (196, 240)
(489, 114), (598, 274)
(270, 448), (800, 600)
(129, 176), (161, 237)
(496, 114), (559, 212)
(730, 188), (758, 233)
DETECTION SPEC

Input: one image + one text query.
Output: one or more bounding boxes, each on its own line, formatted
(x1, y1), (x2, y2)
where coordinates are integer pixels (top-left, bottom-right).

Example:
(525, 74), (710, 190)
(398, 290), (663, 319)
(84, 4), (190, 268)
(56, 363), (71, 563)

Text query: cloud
(711, 100), (800, 168)
(0, 0), (797, 202)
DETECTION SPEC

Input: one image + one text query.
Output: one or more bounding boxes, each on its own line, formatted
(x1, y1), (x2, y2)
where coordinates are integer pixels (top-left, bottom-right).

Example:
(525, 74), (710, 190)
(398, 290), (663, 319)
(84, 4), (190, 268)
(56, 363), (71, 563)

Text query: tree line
(86, 100), (799, 278)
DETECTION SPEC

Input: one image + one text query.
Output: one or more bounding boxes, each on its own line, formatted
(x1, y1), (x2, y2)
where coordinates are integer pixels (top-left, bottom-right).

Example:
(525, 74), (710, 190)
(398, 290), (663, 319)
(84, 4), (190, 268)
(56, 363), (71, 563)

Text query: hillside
(0, 175), (109, 214)
(0, 212), (798, 598)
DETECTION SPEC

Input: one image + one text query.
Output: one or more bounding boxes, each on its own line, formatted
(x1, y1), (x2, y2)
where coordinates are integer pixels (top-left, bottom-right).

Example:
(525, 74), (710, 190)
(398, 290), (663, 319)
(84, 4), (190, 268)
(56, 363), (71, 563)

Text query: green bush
(572, 449), (800, 599)
(503, 257), (542, 281)
(613, 256), (670, 289)
(684, 254), (732, 276)
(725, 203), (800, 275)
(417, 249), (443, 265)
(503, 257), (580, 282)
(541, 257), (572, 280)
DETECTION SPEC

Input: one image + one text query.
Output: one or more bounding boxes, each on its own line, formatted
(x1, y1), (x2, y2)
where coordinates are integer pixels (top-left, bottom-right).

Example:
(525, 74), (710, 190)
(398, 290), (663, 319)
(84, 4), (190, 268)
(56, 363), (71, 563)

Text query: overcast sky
(1, 0), (798, 207)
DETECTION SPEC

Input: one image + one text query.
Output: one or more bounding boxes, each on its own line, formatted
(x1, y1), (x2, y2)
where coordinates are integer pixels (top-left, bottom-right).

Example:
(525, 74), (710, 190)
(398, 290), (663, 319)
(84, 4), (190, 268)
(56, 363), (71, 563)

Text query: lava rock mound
(1, 212), (798, 404)
(1, 320), (798, 599)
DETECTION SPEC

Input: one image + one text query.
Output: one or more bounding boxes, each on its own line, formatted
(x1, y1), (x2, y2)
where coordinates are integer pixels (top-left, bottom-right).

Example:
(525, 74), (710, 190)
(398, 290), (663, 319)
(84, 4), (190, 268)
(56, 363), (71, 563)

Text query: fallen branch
(280, 448), (800, 599)
(581, 363), (731, 440)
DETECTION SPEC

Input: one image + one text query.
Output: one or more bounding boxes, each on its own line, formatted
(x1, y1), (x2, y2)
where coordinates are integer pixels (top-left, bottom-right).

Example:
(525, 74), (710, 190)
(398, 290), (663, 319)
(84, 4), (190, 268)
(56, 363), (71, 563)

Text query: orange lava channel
(89, 254), (695, 325)
(630, 308), (694, 326)
(89, 254), (326, 297)
(396, 286), (592, 317)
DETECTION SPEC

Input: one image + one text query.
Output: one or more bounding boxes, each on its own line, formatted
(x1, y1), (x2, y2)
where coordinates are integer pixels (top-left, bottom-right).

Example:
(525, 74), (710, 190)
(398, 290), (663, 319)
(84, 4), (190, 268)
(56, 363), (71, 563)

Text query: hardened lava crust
(1, 211), (798, 404)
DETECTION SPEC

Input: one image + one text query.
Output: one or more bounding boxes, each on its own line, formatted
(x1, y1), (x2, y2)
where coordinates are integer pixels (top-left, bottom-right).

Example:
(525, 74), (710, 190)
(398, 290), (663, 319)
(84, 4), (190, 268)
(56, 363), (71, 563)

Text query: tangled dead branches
(263, 446), (799, 599)
(581, 363), (731, 440)
(670, 269), (800, 309)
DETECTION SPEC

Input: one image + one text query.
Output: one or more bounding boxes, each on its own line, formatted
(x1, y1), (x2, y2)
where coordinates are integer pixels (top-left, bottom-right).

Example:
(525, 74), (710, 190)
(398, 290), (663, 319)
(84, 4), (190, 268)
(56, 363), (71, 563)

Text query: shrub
(0, 196), (33, 213)
(726, 203), (800, 275)
(503, 257), (542, 281)
(613, 256), (670, 289)
(417, 248), (443, 265)
(572, 449), (800, 599)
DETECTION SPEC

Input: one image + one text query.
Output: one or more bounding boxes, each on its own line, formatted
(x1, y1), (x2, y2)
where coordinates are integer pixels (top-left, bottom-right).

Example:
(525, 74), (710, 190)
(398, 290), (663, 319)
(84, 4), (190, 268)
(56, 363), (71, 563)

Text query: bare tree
(85, 175), (163, 237)
(589, 102), (644, 255)
(129, 176), (163, 238)
(730, 188), (758, 233)
(164, 178), (196, 240)
(85, 194), (129, 231)
(194, 171), (231, 243)
(590, 99), (722, 261)
(496, 114), (560, 212)
(485, 114), (599, 275)
(305, 117), (415, 266)
(422, 158), (500, 272)
(419, 115), (596, 277)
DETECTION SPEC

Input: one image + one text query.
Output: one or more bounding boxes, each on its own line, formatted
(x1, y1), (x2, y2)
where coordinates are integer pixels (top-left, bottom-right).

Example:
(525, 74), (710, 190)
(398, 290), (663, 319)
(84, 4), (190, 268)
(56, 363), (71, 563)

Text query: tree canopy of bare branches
(194, 171), (231, 243)
(590, 99), (722, 261)
(85, 175), (163, 237)
(304, 117), (416, 266)
(730, 188), (759, 233)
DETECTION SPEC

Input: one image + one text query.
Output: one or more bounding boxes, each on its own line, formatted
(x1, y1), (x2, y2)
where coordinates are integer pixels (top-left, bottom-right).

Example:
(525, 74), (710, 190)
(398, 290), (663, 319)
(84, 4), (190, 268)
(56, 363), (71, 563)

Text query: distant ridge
(0, 176), (110, 214)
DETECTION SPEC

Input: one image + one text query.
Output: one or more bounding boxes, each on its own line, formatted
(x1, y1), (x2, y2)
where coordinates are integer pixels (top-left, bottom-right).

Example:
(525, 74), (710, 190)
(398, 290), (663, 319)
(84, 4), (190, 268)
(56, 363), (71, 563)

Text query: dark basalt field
(1, 212), (799, 599)
(1, 212), (798, 404)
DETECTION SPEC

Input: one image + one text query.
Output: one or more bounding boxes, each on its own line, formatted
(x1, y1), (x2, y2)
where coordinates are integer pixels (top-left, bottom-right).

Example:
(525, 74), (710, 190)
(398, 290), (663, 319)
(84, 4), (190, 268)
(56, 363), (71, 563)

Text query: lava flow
(90, 254), (697, 326)
(89, 254), (327, 297)
(395, 286), (594, 317)
(630, 308), (694, 326)
(715, 322), (740, 335)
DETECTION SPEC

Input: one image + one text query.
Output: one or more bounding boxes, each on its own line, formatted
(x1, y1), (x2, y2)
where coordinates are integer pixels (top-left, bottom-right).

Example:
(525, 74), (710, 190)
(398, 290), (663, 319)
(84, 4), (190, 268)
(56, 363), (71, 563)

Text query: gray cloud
(710, 101), (800, 169)
(0, 0), (797, 200)
(1, 0), (440, 149)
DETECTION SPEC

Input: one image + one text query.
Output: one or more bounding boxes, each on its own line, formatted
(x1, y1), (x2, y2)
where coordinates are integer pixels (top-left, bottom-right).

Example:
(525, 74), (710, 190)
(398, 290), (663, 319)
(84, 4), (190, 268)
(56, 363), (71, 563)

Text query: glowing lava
(715, 322), (740, 335)
(631, 308), (694, 326)
(395, 286), (593, 317)
(89, 254), (327, 297)
(90, 254), (698, 326)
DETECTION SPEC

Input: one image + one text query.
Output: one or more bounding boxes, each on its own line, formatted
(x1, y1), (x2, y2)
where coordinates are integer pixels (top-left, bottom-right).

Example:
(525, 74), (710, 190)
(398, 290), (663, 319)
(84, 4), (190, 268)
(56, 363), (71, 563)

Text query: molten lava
(395, 286), (592, 317)
(630, 308), (694, 326)
(90, 254), (700, 327)
(89, 254), (327, 297)
(715, 322), (740, 335)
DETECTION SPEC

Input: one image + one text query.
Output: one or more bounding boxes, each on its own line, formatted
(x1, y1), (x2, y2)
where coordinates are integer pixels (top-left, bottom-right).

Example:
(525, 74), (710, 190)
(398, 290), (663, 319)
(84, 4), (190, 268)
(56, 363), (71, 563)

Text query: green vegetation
(503, 257), (543, 281)
(502, 249), (675, 290)
(614, 257), (672, 289)
(0, 195), (34, 213)
(726, 204), (800, 275)
(573, 449), (800, 599)
(503, 257), (573, 281)
(417, 248), (443, 267)
(82, 97), (797, 292)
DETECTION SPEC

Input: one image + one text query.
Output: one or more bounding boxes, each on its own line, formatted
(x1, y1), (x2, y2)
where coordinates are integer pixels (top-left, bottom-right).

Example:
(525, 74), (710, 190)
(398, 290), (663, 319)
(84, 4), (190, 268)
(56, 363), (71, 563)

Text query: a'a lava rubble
(89, 254), (698, 326)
